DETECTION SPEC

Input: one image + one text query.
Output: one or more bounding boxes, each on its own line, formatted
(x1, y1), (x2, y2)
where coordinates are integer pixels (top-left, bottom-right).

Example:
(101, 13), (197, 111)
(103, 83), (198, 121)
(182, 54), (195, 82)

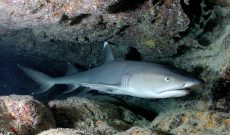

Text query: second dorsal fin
(103, 42), (114, 63)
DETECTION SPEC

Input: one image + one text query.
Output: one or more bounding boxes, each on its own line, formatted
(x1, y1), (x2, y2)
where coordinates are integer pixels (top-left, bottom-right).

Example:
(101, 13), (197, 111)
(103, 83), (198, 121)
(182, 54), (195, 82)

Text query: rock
(117, 127), (169, 135)
(0, 0), (115, 27)
(37, 128), (92, 135)
(208, 0), (230, 7)
(0, 95), (56, 135)
(151, 109), (230, 134)
(0, 0), (190, 62)
(48, 97), (150, 134)
(180, 0), (230, 46)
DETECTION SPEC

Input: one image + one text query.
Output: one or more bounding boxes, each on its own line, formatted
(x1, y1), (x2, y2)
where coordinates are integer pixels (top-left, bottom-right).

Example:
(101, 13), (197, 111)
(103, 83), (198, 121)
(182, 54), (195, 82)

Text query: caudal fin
(18, 64), (55, 95)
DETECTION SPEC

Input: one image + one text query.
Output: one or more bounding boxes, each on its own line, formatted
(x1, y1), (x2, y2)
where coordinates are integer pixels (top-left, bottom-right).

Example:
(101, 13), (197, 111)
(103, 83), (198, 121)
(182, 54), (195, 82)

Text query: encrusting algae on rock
(144, 39), (156, 48)
(0, 95), (56, 135)
(117, 127), (170, 135)
(151, 109), (230, 134)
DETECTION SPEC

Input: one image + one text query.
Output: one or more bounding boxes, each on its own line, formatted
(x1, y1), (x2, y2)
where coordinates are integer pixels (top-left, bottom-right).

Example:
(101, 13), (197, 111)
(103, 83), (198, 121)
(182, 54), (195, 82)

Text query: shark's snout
(184, 78), (205, 89)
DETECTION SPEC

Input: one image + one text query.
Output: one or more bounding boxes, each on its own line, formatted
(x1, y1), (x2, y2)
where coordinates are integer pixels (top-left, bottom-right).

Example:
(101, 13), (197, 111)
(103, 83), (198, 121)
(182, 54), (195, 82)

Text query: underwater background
(0, 0), (229, 134)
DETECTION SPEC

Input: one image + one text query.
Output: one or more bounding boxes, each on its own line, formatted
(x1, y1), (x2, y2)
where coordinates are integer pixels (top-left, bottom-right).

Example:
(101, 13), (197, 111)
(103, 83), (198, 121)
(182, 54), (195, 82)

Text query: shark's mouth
(159, 82), (204, 94)
(157, 89), (190, 98)
(159, 88), (189, 94)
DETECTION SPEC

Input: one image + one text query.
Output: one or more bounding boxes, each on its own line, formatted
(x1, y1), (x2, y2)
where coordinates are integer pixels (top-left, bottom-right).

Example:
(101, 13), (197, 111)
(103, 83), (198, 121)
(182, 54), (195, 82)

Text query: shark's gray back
(74, 61), (128, 85)
(73, 61), (172, 85)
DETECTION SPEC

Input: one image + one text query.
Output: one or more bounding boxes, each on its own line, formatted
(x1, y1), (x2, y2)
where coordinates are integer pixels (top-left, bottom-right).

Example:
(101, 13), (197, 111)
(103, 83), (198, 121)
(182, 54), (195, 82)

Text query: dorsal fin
(103, 42), (114, 63)
(65, 63), (79, 75)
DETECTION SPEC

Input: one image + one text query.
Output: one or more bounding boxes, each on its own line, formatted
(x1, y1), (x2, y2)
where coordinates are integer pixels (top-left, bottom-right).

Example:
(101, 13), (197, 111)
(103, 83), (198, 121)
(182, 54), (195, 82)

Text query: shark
(18, 42), (204, 98)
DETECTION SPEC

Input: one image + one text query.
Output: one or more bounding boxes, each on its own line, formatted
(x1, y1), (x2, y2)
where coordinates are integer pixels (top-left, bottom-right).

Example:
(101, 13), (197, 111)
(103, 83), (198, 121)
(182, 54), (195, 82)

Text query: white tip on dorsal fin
(103, 41), (114, 63)
(65, 63), (79, 75)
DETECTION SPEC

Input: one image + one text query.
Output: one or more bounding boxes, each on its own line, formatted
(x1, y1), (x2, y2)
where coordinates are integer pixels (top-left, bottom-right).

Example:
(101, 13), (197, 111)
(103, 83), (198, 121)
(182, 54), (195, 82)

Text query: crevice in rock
(151, 0), (165, 6)
(191, 66), (204, 78)
(125, 47), (142, 61)
(211, 68), (230, 113)
(107, 0), (148, 13)
(124, 104), (158, 121)
(172, 45), (190, 57)
(180, 0), (203, 24)
(60, 14), (69, 22)
(116, 25), (130, 36)
(59, 14), (91, 26)
(70, 14), (91, 26)
(111, 98), (158, 121)
(179, 0), (228, 46)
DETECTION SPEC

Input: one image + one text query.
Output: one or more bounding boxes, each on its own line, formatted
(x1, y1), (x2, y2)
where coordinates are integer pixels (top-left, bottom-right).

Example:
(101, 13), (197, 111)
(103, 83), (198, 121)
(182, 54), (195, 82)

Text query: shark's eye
(165, 77), (170, 82)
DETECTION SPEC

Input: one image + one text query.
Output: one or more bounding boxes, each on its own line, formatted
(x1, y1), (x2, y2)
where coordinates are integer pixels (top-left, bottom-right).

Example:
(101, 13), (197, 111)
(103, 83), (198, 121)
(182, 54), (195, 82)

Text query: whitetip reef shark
(18, 42), (204, 98)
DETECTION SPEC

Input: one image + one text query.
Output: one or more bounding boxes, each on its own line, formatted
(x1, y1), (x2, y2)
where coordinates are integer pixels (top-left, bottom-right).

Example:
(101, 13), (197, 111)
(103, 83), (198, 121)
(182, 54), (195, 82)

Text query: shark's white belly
(101, 86), (189, 99)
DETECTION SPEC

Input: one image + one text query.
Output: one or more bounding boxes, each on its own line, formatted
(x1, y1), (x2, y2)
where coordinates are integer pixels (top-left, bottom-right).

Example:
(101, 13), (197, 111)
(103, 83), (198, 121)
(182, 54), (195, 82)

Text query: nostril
(184, 82), (194, 88)
(182, 83), (186, 88)
(199, 79), (205, 88)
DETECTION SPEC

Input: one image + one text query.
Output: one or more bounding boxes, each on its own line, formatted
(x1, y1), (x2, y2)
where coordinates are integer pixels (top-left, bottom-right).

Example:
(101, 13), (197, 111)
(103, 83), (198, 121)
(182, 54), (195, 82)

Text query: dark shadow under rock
(125, 47), (142, 61)
(107, 0), (148, 13)
(211, 68), (230, 112)
(48, 97), (150, 134)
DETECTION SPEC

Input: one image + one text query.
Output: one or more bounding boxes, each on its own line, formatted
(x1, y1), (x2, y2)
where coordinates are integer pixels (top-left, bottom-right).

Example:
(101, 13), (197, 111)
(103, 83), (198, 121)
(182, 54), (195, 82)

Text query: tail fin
(18, 64), (55, 95)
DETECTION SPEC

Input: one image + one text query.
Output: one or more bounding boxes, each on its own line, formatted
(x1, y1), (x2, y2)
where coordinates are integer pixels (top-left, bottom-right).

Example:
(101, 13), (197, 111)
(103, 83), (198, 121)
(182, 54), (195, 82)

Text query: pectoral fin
(62, 84), (80, 94)
(77, 87), (92, 96)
